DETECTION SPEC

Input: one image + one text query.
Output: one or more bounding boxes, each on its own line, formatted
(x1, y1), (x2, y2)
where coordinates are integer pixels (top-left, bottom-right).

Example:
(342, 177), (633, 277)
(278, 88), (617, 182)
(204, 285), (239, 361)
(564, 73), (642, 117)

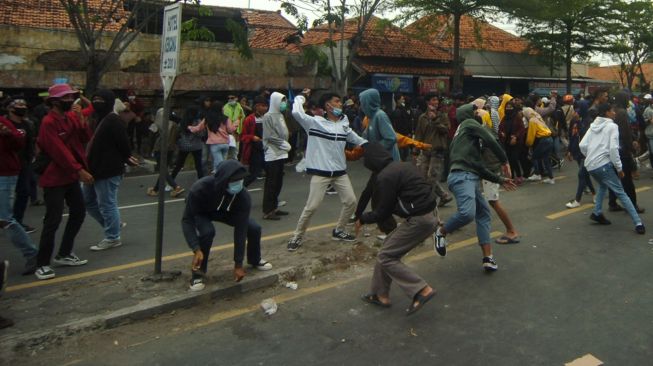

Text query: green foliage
(225, 18), (253, 60)
(302, 45), (332, 76)
(181, 18), (215, 42)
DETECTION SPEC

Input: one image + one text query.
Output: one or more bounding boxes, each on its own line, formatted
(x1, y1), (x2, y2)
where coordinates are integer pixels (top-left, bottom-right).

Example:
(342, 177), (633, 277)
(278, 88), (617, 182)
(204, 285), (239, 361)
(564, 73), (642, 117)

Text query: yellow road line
(547, 185), (651, 220)
(184, 231), (502, 330)
(7, 222), (337, 292)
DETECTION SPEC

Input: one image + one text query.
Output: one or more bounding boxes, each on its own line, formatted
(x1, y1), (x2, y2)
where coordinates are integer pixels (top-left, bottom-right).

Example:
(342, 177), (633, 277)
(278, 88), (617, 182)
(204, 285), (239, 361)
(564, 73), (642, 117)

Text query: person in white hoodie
(287, 89), (368, 252)
(579, 103), (645, 234)
(261, 92), (291, 220)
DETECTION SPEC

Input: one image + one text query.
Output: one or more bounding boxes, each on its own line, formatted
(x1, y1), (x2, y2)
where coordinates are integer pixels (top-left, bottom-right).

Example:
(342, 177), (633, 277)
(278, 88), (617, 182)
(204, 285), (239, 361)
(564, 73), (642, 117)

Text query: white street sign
(161, 2), (182, 99)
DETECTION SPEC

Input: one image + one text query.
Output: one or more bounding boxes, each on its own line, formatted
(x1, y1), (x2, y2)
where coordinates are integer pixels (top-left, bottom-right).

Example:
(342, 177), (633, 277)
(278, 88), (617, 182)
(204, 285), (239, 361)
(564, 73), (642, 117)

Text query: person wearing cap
(0, 107), (39, 275)
(34, 84), (94, 280)
(182, 160), (272, 291)
(83, 89), (138, 252)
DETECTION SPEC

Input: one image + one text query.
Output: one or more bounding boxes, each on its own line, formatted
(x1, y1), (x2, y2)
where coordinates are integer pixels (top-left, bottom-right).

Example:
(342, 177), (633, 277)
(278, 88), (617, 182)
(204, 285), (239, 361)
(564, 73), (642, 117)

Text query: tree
(282, 0), (389, 94)
(393, 0), (501, 93)
(608, 0), (653, 92)
(504, 0), (617, 93)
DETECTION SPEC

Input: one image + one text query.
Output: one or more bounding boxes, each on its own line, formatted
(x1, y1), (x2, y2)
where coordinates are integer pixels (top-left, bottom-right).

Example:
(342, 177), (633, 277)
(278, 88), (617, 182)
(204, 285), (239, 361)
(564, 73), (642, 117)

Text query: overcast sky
(204, 0), (613, 66)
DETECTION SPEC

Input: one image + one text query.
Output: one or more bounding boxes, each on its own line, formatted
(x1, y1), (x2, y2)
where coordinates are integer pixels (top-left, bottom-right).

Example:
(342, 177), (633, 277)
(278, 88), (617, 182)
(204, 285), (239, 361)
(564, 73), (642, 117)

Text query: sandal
(406, 289), (436, 316)
(360, 293), (391, 308)
(495, 236), (520, 244)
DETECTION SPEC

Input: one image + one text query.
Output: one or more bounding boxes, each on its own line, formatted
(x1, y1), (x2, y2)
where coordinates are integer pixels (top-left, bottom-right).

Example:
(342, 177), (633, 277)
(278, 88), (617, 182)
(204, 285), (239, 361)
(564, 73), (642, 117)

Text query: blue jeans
(83, 175), (122, 240)
(589, 163), (642, 226)
(209, 144), (229, 172)
(0, 175), (38, 259)
(444, 171), (492, 245)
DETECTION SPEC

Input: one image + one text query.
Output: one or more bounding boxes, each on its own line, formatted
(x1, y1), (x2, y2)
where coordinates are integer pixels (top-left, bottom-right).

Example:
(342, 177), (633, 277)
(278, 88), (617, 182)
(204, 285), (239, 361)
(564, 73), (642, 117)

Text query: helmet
(563, 94), (574, 104)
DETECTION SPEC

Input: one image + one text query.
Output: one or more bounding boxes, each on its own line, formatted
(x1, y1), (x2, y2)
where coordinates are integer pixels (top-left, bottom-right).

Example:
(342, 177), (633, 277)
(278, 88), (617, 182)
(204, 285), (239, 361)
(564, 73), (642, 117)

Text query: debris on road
(285, 282), (298, 290)
(261, 298), (278, 315)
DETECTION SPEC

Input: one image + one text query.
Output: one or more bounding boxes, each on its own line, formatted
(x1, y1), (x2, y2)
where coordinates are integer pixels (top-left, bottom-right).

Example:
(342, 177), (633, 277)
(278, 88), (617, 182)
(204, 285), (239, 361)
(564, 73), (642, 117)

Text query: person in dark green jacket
(433, 103), (516, 272)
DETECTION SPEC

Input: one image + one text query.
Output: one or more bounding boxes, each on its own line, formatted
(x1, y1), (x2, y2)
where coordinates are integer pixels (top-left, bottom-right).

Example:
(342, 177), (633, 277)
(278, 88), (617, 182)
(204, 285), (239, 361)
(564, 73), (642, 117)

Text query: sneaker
(277, 200), (287, 207)
(52, 253), (88, 267)
(438, 195), (453, 207)
(30, 199), (44, 206)
(263, 212), (281, 221)
(636, 206), (645, 214)
(376, 234), (387, 240)
(21, 224), (37, 234)
(275, 210), (289, 216)
(433, 227), (447, 257)
(287, 236), (303, 252)
(589, 213), (611, 225)
(252, 260), (273, 271)
(0, 260), (8, 293)
(482, 256), (498, 272)
(120, 222), (127, 228)
(635, 224), (646, 235)
(326, 186), (338, 195)
(332, 229), (356, 242)
(146, 187), (158, 197)
(565, 200), (581, 208)
(90, 238), (122, 251)
(170, 186), (185, 198)
(164, 184), (173, 192)
(527, 174), (542, 181)
(189, 277), (205, 291)
(542, 178), (555, 185)
(35, 265), (55, 280)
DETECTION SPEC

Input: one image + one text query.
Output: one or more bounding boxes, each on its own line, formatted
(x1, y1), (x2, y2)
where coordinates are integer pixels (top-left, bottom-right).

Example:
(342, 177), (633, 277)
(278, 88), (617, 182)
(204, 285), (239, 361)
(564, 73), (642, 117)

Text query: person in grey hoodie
(579, 103), (644, 234)
(261, 92), (291, 220)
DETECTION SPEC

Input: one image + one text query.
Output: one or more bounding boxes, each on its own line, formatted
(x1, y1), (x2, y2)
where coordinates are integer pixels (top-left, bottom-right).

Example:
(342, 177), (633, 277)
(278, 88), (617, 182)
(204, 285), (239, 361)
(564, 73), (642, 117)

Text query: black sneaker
(287, 236), (303, 252)
(332, 229), (356, 242)
(326, 186), (338, 195)
(275, 210), (289, 216)
(590, 213), (611, 225)
(21, 224), (37, 234)
(635, 224), (646, 235)
(482, 256), (498, 272)
(433, 227), (447, 257)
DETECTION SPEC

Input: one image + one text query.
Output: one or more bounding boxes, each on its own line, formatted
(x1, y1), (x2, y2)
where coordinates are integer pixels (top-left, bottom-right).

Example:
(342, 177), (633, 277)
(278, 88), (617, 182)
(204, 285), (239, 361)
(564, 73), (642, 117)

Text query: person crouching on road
(182, 160), (272, 291)
(579, 103), (645, 234)
(356, 143), (437, 316)
(83, 89), (139, 252)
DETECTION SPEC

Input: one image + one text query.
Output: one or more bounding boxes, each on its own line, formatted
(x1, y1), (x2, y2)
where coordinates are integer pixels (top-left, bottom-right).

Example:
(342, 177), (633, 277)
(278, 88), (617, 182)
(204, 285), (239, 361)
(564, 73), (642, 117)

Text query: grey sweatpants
(370, 212), (437, 299)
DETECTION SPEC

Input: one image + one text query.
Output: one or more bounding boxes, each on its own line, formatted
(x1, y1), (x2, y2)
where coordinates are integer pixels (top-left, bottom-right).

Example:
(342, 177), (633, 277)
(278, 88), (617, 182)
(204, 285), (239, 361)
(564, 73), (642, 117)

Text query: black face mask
(92, 101), (111, 117)
(12, 108), (27, 117)
(57, 100), (74, 112)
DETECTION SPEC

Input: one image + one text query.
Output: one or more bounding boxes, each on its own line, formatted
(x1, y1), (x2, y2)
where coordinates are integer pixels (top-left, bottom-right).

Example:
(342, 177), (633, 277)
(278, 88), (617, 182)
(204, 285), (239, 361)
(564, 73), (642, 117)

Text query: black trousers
(171, 149), (204, 180)
(38, 182), (86, 266)
(13, 165), (31, 224)
(244, 147), (264, 187)
(262, 159), (285, 214)
(505, 144), (524, 178)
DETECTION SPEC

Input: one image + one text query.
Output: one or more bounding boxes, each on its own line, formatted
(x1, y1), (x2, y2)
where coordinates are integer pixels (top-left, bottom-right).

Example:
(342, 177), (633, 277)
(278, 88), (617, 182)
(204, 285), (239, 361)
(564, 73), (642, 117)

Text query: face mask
(227, 179), (244, 195)
(92, 101), (111, 116)
(279, 102), (288, 112)
(332, 107), (343, 117)
(12, 108), (27, 117)
(428, 105), (437, 111)
(228, 100), (237, 106)
(58, 100), (74, 112)
(128, 96), (136, 101)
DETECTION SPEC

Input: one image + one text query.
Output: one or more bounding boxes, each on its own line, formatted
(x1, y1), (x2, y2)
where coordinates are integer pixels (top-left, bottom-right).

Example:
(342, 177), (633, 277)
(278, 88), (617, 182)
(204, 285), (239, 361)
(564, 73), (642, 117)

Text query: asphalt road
(8, 162), (653, 365)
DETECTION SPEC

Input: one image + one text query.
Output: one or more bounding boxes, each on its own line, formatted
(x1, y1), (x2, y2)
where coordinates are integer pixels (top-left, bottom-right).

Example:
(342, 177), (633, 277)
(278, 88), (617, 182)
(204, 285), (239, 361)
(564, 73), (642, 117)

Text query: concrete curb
(0, 267), (292, 356)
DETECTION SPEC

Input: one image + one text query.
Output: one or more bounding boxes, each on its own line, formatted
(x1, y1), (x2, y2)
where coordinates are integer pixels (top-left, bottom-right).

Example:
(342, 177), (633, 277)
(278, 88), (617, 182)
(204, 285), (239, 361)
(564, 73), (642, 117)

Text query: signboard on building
(529, 81), (585, 96)
(418, 76), (450, 95)
(371, 74), (413, 93)
(160, 3), (181, 99)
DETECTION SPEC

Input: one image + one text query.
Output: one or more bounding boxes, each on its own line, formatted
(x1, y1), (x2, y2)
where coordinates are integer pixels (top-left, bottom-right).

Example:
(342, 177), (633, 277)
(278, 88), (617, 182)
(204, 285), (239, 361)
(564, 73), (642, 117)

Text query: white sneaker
(52, 253), (88, 266)
(277, 201), (287, 208)
(252, 260), (273, 271)
(542, 178), (555, 185)
(90, 239), (122, 251)
(565, 200), (581, 208)
(164, 185), (172, 192)
(527, 174), (542, 181)
(189, 277), (205, 291)
(35, 266), (55, 280)
(376, 234), (387, 240)
(434, 227), (447, 257)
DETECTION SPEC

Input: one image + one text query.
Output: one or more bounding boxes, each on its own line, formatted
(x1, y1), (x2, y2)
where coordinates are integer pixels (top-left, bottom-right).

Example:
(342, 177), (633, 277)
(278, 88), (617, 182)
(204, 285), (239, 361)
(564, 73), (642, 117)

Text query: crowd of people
(1, 81), (653, 327)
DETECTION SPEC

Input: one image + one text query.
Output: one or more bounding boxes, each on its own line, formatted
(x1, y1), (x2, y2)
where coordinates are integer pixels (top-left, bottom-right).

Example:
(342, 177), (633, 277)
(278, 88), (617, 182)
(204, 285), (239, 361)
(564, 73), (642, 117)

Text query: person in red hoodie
(34, 84), (94, 280)
(0, 111), (39, 275)
(240, 96), (267, 187)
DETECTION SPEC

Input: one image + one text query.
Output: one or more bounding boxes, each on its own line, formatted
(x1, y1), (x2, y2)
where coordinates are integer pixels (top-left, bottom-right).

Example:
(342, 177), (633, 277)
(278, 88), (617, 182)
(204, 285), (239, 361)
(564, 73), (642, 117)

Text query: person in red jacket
(241, 96), (267, 187)
(0, 113), (38, 275)
(34, 84), (94, 280)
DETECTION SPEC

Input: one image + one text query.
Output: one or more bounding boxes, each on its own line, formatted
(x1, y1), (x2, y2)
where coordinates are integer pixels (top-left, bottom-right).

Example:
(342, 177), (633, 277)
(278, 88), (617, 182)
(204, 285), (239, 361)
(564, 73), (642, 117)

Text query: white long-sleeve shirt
(579, 116), (622, 172)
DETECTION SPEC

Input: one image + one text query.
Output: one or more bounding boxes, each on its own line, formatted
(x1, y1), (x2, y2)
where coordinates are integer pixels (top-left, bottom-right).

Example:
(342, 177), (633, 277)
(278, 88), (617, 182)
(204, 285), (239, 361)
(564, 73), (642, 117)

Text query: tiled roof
(406, 15), (531, 54)
(355, 59), (465, 76)
(0, 0), (125, 31)
(588, 64), (653, 86)
(240, 9), (300, 52)
(302, 17), (453, 62)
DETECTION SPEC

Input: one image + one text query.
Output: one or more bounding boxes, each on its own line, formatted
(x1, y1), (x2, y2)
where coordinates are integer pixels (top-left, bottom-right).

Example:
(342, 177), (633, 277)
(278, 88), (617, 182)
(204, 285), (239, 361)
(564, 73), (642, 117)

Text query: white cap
(541, 97), (550, 104)
(644, 94), (652, 100)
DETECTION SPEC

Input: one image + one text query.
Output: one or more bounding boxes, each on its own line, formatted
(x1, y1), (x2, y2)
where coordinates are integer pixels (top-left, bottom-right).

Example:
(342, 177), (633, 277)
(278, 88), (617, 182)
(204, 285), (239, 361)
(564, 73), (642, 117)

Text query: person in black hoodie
(355, 143), (437, 316)
(182, 160), (272, 291)
(83, 89), (137, 251)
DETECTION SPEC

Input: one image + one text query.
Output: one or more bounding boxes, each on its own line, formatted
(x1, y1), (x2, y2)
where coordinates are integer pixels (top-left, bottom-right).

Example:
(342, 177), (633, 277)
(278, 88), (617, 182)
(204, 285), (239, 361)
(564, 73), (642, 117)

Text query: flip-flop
(361, 293), (391, 308)
(406, 289), (436, 316)
(495, 235), (520, 244)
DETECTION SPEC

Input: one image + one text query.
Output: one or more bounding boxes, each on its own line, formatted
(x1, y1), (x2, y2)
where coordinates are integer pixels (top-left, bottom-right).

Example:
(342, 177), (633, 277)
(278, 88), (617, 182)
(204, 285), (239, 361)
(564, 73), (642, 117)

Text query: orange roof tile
(406, 15), (531, 54)
(0, 0), (125, 31)
(302, 17), (453, 62)
(240, 9), (300, 52)
(589, 64), (653, 86)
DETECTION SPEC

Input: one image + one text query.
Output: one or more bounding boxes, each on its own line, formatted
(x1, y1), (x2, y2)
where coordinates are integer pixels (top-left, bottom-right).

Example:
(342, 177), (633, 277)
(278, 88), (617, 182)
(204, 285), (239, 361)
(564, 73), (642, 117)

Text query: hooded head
(359, 89), (381, 118)
(472, 98), (486, 111)
(363, 142), (393, 173)
(213, 160), (248, 190)
(488, 96), (500, 110)
(268, 92), (286, 114)
(456, 103), (476, 122)
(613, 90), (629, 110)
(92, 89), (116, 119)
